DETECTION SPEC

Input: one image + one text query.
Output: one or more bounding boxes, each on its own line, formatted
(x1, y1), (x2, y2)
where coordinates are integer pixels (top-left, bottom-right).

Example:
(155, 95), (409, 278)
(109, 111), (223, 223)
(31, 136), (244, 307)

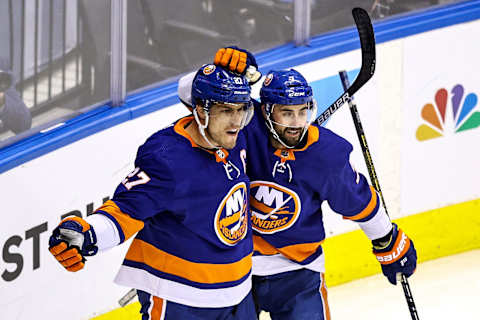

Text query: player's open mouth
(285, 129), (300, 137)
(226, 129), (239, 136)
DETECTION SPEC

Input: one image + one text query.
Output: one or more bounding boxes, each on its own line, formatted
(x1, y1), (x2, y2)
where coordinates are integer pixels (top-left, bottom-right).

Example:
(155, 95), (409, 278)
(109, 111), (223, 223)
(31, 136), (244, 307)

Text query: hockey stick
(315, 7), (376, 126)
(119, 288), (137, 307)
(116, 6), (375, 311)
(338, 70), (420, 320)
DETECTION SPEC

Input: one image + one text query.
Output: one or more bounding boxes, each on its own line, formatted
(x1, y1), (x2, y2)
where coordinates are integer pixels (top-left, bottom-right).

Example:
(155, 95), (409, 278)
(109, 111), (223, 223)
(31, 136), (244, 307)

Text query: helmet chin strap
(193, 102), (254, 149)
(265, 117), (297, 149)
(193, 107), (220, 149)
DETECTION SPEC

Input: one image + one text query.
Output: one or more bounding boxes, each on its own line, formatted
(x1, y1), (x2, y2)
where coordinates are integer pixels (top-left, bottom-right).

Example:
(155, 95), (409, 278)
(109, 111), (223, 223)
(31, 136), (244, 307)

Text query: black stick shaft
(339, 70), (420, 320)
(339, 71), (388, 212)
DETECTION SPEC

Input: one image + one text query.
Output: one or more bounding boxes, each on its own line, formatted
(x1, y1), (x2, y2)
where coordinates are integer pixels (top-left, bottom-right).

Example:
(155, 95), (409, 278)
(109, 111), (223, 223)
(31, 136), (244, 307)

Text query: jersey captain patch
(214, 182), (249, 246)
(250, 181), (301, 234)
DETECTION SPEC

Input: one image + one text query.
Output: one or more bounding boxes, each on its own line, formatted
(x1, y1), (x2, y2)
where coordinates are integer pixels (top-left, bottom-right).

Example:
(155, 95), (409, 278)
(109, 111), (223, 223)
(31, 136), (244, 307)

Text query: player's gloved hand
(372, 223), (417, 285)
(214, 46), (262, 84)
(48, 216), (98, 272)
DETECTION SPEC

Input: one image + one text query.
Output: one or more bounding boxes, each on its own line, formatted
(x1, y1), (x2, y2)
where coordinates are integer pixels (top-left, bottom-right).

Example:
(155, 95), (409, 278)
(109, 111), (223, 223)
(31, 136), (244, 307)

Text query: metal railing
(0, 0), (94, 143)
(13, 0), (88, 112)
(0, 0), (460, 148)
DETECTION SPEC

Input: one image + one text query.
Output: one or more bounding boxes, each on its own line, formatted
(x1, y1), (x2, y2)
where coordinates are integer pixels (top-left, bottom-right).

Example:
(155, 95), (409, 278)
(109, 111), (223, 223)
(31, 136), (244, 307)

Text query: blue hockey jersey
(94, 116), (252, 308)
(245, 101), (391, 276)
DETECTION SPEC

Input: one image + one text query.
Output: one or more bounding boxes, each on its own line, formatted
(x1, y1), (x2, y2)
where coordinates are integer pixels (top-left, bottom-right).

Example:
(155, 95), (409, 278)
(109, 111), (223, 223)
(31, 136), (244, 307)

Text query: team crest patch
(203, 64), (216, 75)
(250, 181), (301, 234)
(264, 73), (274, 86)
(214, 182), (249, 246)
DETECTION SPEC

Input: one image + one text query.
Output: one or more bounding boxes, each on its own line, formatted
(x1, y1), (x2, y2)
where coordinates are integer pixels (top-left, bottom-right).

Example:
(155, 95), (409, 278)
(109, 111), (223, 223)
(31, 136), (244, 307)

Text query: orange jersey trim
(273, 125), (320, 161)
(173, 116), (229, 163)
(253, 235), (280, 256)
(320, 273), (331, 320)
(253, 235), (324, 263)
(274, 149), (296, 161)
(96, 200), (144, 240)
(174, 116), (199, 148)
(293, 125), (319, 152)
(126, 239), (252, 284)
(151, 296), (165, 320)
(343, 186), (378, 221)
(278, 240), (324, 262)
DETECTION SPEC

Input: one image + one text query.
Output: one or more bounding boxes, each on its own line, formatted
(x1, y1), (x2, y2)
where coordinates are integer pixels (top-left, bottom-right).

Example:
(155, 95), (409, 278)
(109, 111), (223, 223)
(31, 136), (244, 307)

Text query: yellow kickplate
(324, 198), (480, 287)
(92, 198), (480, 319)
(91, 301), (141, 320)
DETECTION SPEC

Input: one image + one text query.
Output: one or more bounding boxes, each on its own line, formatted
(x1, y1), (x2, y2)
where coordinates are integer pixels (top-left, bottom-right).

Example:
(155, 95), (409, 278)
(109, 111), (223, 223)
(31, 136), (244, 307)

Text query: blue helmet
(191, 64), (251, 109)
(260, 69), (313, 109)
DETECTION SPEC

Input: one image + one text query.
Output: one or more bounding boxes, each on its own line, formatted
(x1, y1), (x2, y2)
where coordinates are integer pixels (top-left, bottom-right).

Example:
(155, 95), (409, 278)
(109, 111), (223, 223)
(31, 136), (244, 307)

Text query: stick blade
(349, 7), (376, 93)
(314, 7), (376, 126)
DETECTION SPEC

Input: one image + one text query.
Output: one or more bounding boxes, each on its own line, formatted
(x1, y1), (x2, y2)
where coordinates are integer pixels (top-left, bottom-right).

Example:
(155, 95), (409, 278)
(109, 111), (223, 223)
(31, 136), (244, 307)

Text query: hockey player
(48, 65), (257, 319)
(179, 48), (417, 320)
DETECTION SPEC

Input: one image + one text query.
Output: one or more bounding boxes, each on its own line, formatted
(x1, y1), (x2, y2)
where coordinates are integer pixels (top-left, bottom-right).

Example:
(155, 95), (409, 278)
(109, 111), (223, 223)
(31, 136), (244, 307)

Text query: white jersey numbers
(122, 167), (151, 190)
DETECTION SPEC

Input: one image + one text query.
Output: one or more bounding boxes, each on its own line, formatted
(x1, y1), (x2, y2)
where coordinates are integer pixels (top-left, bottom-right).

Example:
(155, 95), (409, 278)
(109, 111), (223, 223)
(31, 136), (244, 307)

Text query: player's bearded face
(205, 103), (248, 149)
(270, 104), (309, 146)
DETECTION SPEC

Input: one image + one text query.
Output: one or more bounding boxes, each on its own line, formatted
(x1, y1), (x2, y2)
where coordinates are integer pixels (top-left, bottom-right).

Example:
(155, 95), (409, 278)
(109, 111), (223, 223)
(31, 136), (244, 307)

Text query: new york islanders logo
(250, 181), (301, 234)
(264, 73), (274, 86)
(203, 64), (216, 75)
(214, 182), (249, 246)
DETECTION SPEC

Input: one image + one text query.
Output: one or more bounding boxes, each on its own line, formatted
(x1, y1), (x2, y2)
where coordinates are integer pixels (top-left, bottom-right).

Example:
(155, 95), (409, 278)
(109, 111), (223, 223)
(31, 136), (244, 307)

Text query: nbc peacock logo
(416, 84), (480, 141)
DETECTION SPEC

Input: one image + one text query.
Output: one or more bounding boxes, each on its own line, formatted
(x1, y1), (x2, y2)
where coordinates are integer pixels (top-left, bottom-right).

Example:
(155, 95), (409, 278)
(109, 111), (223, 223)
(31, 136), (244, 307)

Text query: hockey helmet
(260, 69), (317, 148)
(260, 69), (313, 110)
(192, 64), (251, 109)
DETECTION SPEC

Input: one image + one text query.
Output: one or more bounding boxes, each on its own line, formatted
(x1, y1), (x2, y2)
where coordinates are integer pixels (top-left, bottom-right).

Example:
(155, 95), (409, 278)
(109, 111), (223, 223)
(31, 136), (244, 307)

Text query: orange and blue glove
(372, 222), (417, 285)
(48, 216), (98, 272)
(214, 46), (262, 84)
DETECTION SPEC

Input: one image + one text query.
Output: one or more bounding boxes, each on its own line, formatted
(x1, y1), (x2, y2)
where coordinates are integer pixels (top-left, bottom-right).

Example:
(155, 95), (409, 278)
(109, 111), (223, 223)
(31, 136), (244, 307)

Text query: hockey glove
(372, 223), (417, 285)
(214, 46), (262, 84)
(48, 216), (98, 272)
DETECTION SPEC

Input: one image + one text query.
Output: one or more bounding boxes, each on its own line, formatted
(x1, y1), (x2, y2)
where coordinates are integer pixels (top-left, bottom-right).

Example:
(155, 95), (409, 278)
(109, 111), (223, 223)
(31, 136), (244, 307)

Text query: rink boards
(1, 1), (480, 319)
